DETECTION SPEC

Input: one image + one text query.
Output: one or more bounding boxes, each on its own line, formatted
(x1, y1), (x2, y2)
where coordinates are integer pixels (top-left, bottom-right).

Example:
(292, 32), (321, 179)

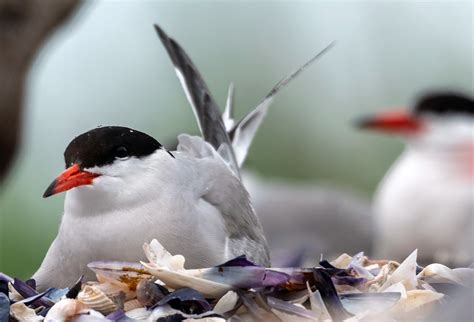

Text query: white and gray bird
(359, 92), (474, 265)
(34, 25), (332, 289)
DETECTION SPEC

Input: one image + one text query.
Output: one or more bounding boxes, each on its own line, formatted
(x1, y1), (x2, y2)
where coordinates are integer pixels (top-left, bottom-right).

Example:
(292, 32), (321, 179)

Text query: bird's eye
(115, 146), (129, 160)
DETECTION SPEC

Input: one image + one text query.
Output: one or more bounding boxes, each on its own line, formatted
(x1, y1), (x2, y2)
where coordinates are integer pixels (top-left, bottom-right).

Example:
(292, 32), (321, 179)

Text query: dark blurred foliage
(0, 0), (81, 181)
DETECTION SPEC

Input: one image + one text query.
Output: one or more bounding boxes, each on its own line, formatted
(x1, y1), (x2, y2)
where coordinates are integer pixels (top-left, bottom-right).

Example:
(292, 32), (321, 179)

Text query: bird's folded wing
(177, 134), (269, 266)
(200, 173), (270, 267)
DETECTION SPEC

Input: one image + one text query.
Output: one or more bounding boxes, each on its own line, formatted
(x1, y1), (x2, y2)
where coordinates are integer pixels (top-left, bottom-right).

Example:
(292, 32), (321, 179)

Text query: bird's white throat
(64, 148), (178, 216)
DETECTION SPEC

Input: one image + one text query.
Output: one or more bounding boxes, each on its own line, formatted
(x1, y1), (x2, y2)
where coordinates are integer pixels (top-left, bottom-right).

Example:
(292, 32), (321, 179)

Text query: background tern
(358, 92), (473, 265)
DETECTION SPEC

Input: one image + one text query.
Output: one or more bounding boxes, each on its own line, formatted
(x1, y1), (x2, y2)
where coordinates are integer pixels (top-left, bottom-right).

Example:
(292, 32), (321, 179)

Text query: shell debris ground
(1, 239), (472, 321)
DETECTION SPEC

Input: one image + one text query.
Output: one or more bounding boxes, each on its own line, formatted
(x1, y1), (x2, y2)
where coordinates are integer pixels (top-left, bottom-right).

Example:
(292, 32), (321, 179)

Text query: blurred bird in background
(359, 92), (474, 266)
(244, 173), (372, 265)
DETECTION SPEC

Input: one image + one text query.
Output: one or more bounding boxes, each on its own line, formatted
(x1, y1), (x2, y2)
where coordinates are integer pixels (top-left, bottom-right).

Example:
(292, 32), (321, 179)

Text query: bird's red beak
(43, 164), (100, 198)
(357, 109), (424, 134)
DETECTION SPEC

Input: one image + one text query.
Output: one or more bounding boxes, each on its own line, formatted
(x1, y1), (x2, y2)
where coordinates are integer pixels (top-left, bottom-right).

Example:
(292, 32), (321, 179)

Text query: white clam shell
(141, 262), (231, 298)
(213, 290), (239, 315)
(44, 299), (90, 321)
(417, 263), (474, 286)
(77, 285), (117, 315)
(125, 307), (151, 320)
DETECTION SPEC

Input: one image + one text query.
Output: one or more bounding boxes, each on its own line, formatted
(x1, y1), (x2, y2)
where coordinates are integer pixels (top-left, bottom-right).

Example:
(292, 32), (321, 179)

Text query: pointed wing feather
(230, 41), (335, 167)
(223, 82), (235, 131)
(154, 24), (240, 176)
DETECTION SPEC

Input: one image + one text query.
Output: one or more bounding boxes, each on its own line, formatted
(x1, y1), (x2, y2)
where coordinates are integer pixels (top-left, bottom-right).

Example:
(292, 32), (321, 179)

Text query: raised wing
(229, 42), (335, 167)
(154, 24), (240, 177)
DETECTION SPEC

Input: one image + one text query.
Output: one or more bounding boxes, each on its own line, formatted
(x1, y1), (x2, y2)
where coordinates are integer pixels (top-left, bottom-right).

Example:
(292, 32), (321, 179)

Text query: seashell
(307, 287), (331, 321)
(270, 308), (314, 322)
(148, 304), (184, 320)
(123, 299), (143, 311)
(330, 253), (353, 269)
(136, 279), (168, 307)
(10, 302), (43, 321)
(87, 261), (153, 291)
(417, 263), (474, 286)
(143, 239), (186, 270)
(380, 250), (418, 292)
(389, 289), (444, 319)
(267, 296), (318, 320)
(44, 298), (90, 321)
(142, 261), (231, 298)
(340, 292), (401, 315)
(8, 283), (23, 302)
(77, 285), (117, 315)
(366, 261), (399, 291)
(93, 281), (135, 301)
(155, 287), (211, 314)
(143, 255), (288, 298)
(213, 290), (238, 315)
(125, 307), (152, 320)
(383, 282), (407, 299)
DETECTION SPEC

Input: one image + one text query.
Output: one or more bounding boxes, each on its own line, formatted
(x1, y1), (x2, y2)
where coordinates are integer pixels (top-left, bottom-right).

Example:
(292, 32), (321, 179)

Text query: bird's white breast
(35, 150), (228, 288)
(373, 147), (473, 264)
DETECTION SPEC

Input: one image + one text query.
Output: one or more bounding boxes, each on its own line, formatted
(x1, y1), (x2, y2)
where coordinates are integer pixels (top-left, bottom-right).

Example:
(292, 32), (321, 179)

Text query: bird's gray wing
(199, 162), (270, 266)
(229, 42), (335, 167)
(177, 134), (270, 266)
(154, 24), (240, 177)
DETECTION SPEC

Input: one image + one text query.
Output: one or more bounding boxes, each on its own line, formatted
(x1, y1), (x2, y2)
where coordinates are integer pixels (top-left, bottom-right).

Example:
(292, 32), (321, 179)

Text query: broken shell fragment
(380, 250), (418, 292)
(155, 287), (211, 315)
(389, 289), (444, 319)
(125, 307), (151, 320)
(10, 302), (43, 321)
(87, 261), (153, 291)
(123, 298), (143, 311)
(136, 279), (169, 307)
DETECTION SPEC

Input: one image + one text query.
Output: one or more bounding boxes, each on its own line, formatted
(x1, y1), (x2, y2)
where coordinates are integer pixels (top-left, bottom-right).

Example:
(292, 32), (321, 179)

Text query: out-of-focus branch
(0, 0), (81, 181)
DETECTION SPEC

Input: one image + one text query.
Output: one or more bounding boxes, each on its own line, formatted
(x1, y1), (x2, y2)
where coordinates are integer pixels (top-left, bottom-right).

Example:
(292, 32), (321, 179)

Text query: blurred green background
(0, 1), (472, 278)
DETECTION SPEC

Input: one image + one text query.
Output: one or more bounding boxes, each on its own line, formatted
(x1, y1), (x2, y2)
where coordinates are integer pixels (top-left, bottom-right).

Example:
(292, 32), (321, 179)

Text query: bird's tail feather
(155, 23), (334, 175)
(228, 41), (335, 167)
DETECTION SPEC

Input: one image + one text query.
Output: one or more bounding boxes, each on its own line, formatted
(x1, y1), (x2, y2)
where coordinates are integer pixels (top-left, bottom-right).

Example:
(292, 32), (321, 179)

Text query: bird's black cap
(414, 92), (474, 117)
(64, 126), (162, 169)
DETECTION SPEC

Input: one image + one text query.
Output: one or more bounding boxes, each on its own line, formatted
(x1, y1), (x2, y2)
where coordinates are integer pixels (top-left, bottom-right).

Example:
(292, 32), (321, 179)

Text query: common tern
(359, 92), (473, 265)
(34, 25), (332, 289)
